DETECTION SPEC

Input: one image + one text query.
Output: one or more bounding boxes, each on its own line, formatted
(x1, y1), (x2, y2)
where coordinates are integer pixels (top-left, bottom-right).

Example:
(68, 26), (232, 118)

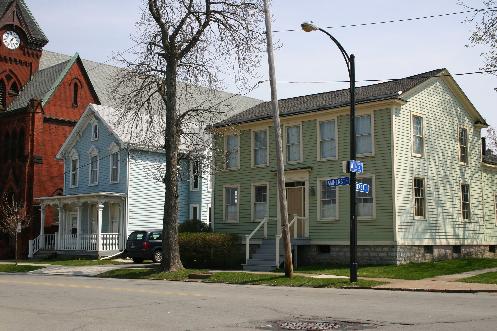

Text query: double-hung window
(412, 115), (424, 156)
(286, 125), (301, 163)
(459, 127), (468, 164)
(413, 177), (426, 219)
(190, 160), (200, 191)
(356, 115), (373, 155)
(253, 185), (268, 221)
(319, 120), (337, 160)
(319, 180), (337, 220)
(461, 184), (470, 220)
(225, 134), (239, 169)
(110, 151), (119, 183)
(253, 129), (268, 166)
(70, 156), (79, 187)
(225, 186), (239, 223)
(89, 154), (99, 185)
(91, 123), (99, 141)
(356, 177), (374, 218)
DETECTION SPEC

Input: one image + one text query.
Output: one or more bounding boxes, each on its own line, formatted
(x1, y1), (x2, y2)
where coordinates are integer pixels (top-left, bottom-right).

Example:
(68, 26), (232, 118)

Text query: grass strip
(460, 272), (497, 285)
(296, 258), (497, 280)
(0, 264), (43, 273)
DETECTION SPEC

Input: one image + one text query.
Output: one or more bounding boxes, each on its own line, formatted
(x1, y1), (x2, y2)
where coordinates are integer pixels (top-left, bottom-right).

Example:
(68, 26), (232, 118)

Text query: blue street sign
(327, 176), (350, 187)
(349, 160), (364, 173)
(356, 183), (370, 194)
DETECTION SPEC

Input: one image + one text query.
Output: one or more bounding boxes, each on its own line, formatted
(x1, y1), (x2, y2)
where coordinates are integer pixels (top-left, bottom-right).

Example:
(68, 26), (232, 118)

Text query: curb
(369, 287), (497, 293)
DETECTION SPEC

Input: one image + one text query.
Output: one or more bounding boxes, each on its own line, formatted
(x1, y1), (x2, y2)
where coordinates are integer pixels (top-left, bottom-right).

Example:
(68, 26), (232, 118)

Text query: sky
(26, 0), (497, 128)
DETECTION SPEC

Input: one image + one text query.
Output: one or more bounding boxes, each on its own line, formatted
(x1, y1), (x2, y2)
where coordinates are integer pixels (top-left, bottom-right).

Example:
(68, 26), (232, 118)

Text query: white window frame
(459, 126), (469, 165)
(251, 182), (269, 222)
(251, 128), (269, 167)
(317, 118), (338, 161)
(317, 178), (339, 221)
(284, 123), (303, 164)
(355, 113), (375, 157)
(190, 160), (200, 191)
(413, 177), (426, 220)
(91, 123), (99, 141)
(356, 174), (376, 220)
(461, 183), (471, 221)
(412, 114), (424, 157)
(109, 143), (120, 184)
(189, 204), (200, 220)
(223, 185), (240, 223)
(69, 150), (79, 188)
(88, 147), (99, 186)
(224, 134), (240, 170)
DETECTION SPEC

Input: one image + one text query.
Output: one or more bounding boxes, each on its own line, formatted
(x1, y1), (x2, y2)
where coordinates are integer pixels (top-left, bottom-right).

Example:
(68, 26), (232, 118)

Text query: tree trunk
(263, 0), (293, 277)
(161, 58), (184, 272)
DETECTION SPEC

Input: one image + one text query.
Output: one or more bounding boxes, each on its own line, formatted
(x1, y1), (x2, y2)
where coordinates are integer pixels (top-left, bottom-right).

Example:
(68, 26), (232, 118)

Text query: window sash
(286, 126), (301, 162)
(414, 178), (425, 218)
(413, 116), (424, 155)
(319, 120), (336, 159)
(226, 135), (239, 169)
(253, 185), (268, 220)
(254, 130), (267, 166)
(459, 128), (468, 164)
(191, 161), (200, 190)
(110, 153), (119, 182)
(90, 155), (98, 184)
(355, 115), (372, 155)
(356, 177), (374, 218)
(70, 159), (78, 186)
(320, 180), (337, 219)
(461, 184), (470, 220)
(225, 187), (239, 222)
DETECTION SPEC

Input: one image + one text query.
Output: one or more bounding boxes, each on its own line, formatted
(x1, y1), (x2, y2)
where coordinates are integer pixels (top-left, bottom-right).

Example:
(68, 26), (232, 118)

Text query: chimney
(482, 137), (487, 156)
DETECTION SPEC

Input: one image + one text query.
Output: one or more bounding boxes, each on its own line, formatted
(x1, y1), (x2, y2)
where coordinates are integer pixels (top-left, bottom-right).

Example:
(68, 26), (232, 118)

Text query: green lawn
(30, 259), (126, 267)
(296, 258), (497, 280)
(0, 264), (43, 273)
(98, 268), (382, 288)
(460, 272), (497, 285)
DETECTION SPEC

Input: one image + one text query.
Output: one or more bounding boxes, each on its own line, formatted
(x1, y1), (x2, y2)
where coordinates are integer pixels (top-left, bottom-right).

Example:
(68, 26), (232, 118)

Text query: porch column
(97, 202), (104, 252)
(76, 204), (82, 250)
(57, 203), (64, 250)
(40, 204), (46, 249)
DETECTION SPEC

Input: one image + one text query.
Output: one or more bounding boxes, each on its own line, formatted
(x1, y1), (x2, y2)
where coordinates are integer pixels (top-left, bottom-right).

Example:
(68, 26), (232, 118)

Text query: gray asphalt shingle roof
(1, 0), (48, 47)
(213, 68), (446, 128)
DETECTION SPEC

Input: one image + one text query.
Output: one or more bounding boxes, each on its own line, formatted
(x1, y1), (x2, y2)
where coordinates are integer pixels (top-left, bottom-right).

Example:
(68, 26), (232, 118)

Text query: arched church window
(9, 82), (19, 96)
(72, 82), (79, 107)
(0, 80), (6, 110)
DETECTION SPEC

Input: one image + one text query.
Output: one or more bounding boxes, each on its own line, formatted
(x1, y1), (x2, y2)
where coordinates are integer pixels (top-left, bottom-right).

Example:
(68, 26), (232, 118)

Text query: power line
(271, 7), (496, 33)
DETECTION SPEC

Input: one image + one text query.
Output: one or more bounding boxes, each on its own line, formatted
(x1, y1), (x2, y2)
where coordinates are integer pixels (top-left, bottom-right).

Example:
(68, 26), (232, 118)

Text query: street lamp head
(301, 22), (319, 32)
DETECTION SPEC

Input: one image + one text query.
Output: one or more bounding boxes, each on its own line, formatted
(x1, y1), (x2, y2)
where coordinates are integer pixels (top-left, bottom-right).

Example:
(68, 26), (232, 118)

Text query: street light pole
(301, 22), (358, 282)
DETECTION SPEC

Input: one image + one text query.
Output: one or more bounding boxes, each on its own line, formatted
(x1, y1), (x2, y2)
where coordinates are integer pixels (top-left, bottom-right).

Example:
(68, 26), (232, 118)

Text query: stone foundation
(299, 244), (497, 266)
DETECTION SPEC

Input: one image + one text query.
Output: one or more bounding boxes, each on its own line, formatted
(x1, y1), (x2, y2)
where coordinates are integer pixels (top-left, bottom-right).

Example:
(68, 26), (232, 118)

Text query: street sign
(327, 176), (350, 187)
(349, 160), (364, 173)
(356, 182), (370, 194)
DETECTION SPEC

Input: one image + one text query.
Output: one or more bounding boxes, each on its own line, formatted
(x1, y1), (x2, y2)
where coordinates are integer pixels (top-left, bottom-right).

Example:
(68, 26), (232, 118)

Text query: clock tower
(0, 0), (48, 110)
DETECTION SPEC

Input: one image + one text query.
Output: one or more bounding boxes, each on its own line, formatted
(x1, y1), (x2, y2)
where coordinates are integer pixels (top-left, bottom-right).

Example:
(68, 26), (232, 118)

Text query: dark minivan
(125, 230), (163, 263)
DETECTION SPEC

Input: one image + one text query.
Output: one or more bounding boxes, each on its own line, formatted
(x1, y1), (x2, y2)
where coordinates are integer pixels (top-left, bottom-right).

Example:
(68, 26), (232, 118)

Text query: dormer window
(72, 82), (79, 107)
(91, 123), (99, 141)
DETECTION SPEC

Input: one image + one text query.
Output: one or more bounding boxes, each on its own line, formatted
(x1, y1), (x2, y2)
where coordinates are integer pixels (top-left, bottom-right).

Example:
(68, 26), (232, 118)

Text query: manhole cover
(262, 320), (377, 331)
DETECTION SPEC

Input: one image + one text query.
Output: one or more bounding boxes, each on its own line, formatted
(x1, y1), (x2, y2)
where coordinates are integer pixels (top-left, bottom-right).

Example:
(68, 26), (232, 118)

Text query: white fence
(29, 233), (120, 257)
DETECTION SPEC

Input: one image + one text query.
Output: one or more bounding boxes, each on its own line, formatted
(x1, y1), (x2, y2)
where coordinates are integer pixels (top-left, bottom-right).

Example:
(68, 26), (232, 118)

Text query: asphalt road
(0, 274), (496, 331)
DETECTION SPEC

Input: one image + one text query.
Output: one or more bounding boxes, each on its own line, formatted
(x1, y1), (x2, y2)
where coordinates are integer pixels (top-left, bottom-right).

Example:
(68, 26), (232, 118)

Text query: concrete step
(242, 264), (276, 272)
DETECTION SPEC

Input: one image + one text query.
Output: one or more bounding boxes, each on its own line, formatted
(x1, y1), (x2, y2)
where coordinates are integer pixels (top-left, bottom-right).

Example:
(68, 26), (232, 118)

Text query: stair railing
(245, 217), (269, 263)
(275, 214), (309, 267)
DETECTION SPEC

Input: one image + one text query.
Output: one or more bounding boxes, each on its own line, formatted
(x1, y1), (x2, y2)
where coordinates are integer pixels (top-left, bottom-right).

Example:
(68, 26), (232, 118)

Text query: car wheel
(152, 250), (163, 263)
(132, 257), (144, 264)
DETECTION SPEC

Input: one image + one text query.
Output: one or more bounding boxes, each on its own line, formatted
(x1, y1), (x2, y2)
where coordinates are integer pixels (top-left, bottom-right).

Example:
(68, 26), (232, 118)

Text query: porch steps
(243, 239), (283, 272)
(33, 250), (57, 260)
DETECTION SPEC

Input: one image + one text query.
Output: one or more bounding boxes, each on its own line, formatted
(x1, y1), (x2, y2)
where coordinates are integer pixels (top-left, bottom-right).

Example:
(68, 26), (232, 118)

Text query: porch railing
(275, 215), (309, 267)
(80, 234), (98, 251)
(28, 233), (56, 258)
(245, 217), (270, 263)
(101, 233), (120, 251)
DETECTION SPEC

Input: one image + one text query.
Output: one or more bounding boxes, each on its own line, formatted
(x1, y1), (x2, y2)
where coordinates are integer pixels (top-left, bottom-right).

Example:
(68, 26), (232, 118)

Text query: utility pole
(263, 0), (293, 277)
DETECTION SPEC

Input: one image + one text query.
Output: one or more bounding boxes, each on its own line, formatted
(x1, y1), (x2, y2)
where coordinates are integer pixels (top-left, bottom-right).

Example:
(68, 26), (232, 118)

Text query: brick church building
(0, 0), (99, 258)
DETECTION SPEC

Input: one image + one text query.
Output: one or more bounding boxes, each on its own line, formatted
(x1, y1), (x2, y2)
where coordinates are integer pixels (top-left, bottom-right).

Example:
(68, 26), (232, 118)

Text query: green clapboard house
(210, 69), (497, 270)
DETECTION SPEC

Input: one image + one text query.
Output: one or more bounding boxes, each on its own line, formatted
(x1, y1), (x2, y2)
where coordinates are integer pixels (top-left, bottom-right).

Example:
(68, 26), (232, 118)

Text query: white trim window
(224, 186), (239, 223)
(69, 151), (79, 188)
(110, 152), (119, 183)
(91, 123), (99, 141)
(412, 115), (424, 156)
(413, 177), (426, 219)
(461, 184), (471, 220)
(459, 127), (469, 164)
(319, 179), (337, 220)
(286, 125), (301, 163)
(89, 148), (99, 186)
(253, 184), (268, 221)
(356, 177), (374, 219)
(356, 115), (373, 155)
(253, 129), (268, 166)
(189, 204), (200, 220)
(318, 119), (337, 160)
(225, 134), (239, 169)
(190, 160), (200, 191)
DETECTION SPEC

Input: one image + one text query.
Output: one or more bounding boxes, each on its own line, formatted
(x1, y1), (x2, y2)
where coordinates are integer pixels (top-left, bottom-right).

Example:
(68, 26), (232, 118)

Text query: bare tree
(113, 0), (265, 271)
(0, 195), (31, 265)
(486, 126), (497, 152)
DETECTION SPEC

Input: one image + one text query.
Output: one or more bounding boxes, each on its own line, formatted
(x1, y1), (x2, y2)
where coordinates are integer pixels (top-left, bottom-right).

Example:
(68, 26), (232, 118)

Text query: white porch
(30, 193), (127, 258)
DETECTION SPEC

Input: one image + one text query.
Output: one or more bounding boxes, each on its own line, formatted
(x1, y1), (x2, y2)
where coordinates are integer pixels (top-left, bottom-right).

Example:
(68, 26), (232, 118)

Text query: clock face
(3, 31), (20, 50)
